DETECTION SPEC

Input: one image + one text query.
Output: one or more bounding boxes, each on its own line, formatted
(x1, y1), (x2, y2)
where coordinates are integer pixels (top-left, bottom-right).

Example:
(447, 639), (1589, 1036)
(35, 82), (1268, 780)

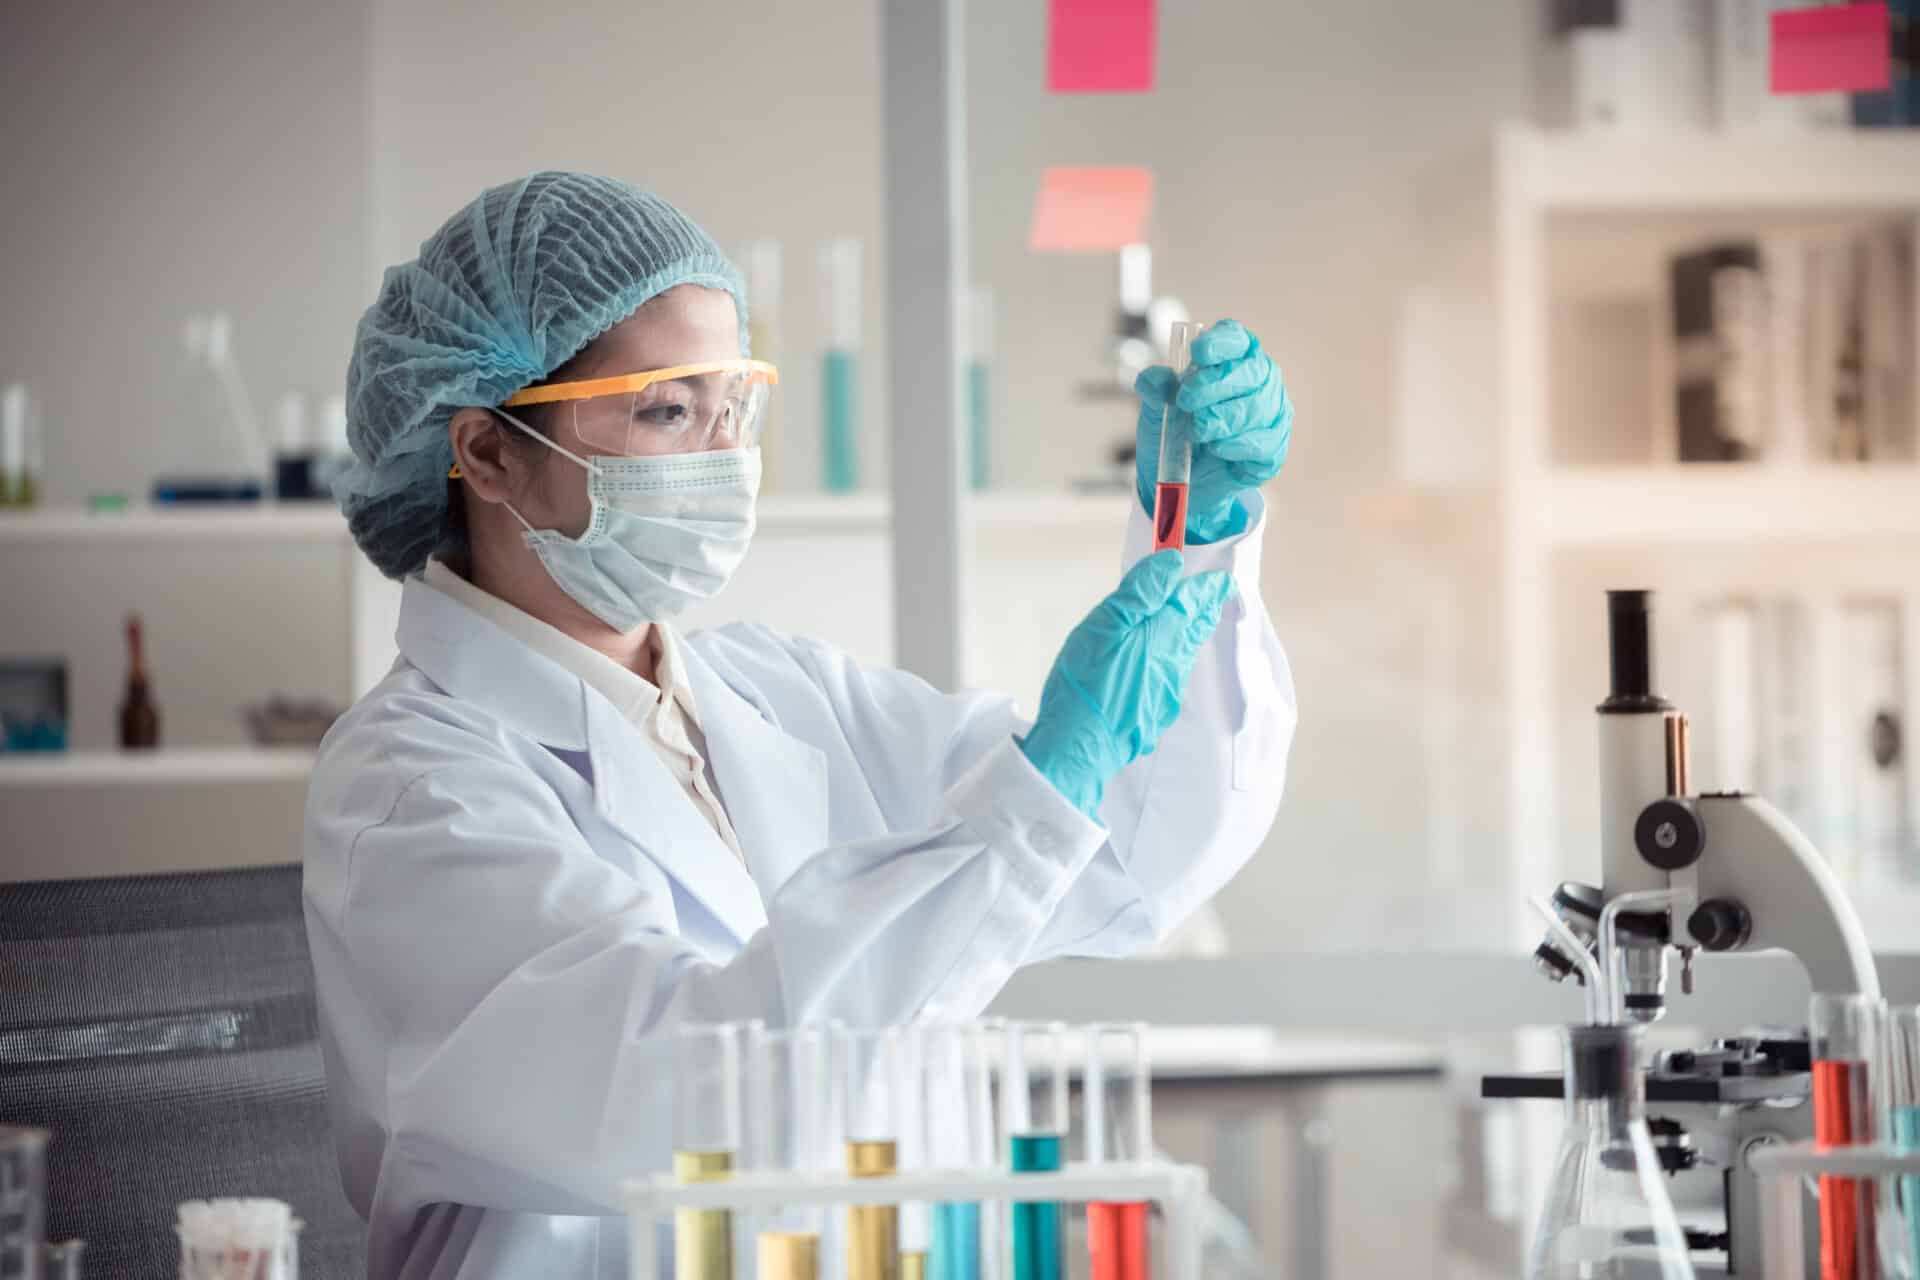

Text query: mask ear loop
(488, 406), (603, 535)
(493, 405), (605, 475)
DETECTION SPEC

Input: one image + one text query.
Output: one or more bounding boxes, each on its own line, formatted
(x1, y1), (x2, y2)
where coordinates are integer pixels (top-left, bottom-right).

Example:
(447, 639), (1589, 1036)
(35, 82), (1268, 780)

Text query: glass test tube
(1886, 1008), (1920, 1277)
(1085, 1024), (1153, 1280)
(673, 1024), (742, 1280)
(967, 287), (993, 492)
(819, 237), (861, 493)
(1005, 1021), (1070, 1280)
(1813, 993), (1884, 1280)
(922, 1023), (995, 1280)
(747, 1025), (835, 1280)
(1151, 321), (1201, 553)
(841, 1026), (905, 1280)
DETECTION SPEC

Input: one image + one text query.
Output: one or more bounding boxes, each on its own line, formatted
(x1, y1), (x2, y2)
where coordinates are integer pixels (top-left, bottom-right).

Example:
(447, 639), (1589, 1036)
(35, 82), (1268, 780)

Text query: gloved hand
(1135, 318), (1294, 545)
(1020, 550), (1236, 818)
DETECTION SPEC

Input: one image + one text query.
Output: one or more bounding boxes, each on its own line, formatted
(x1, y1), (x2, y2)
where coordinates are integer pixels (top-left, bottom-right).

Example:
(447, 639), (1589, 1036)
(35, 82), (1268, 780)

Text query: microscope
(1482, 589), (1882, 1276)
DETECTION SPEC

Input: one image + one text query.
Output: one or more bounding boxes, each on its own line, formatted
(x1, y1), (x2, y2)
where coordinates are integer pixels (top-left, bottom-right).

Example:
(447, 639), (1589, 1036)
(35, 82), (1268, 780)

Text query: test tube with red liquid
(1812, 992), (1884, 1280)
(1085, 1023), (1153, 1280)
(1152, 321), (1202, 553)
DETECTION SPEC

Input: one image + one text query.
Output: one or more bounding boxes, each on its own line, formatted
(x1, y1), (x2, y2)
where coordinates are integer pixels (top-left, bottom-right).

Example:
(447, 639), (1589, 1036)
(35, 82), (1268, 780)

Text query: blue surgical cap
(336, 171), (746, 579)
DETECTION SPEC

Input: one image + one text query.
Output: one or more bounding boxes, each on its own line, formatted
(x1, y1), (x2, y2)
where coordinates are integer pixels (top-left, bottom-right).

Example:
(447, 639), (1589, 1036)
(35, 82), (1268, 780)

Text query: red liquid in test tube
(1811, 993), (1882, 1280)
(1815, 1057), (1877, 1280)
(1151, 321), (1200, 554)
(1086, 1024), (1154, 1280)
(1088, 1201), (1151, 1280)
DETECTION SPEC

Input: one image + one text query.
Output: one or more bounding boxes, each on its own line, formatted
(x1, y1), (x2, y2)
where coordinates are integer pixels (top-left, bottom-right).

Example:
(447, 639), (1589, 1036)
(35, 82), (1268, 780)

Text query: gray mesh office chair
(0, 866), (364, 1278)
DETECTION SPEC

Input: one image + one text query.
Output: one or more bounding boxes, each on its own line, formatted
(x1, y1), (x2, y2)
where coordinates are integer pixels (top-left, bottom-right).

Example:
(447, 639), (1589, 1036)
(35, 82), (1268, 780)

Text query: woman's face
(512, 284), (742, 532)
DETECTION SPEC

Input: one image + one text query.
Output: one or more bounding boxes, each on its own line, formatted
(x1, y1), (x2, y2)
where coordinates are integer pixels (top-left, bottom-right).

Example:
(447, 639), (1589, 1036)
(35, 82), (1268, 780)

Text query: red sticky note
(1028, 167), (1155, 253)
(1048, 0), (1157, 94)
(1770, 3), (1891, 95)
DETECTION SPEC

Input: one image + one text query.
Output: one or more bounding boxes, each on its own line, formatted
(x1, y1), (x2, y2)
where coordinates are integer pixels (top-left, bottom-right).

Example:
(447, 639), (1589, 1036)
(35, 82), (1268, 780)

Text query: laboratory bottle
(1526, 1023), (1696, 1280)
(119, 614), (161, 750)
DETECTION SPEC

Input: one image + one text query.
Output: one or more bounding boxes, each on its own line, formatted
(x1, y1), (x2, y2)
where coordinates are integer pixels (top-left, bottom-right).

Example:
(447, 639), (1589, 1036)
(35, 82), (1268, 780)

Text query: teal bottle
(823, 348), (859, 492)
(967, 360), (989, 491)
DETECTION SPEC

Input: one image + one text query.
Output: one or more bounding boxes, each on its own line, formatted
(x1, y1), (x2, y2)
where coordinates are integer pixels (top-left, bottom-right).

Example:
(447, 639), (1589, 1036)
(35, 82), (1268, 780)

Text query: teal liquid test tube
(819, 238), (861, 492)
(923, 1023), (995, 1280)
(1005, 1021), (1070, 1280)
(966, 287), (993, 491)
(1889, 1008), (1920, 1276)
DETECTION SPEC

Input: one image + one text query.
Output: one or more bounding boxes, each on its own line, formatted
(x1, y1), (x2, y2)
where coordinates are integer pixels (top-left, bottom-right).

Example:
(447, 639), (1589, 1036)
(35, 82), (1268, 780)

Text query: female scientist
(303, 171), (1296, 1279)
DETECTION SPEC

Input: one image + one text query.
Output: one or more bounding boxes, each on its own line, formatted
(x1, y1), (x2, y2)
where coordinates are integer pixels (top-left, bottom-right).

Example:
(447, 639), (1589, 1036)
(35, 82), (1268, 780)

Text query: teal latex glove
(1135, 318), (1294, 544)
(1020, 550), (1236, 818)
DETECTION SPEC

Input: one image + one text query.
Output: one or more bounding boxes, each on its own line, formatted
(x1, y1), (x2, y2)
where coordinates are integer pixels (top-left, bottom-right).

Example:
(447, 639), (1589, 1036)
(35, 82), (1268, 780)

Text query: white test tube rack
(1749, 1142), (1920, 1278)
(624, 1161), (1210, 1280)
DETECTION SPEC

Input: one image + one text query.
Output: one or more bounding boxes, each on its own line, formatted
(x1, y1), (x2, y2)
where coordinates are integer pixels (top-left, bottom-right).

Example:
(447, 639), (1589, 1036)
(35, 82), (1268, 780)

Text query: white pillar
(881, 0), (970, 690)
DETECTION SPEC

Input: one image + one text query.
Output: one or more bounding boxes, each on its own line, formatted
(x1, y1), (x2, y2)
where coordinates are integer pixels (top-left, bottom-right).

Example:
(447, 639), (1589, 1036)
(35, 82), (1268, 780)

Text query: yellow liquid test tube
(901, 1249), (928, 1280)
(847, 1139), (900, 1280)
(759, 1231), (820, 1280)
(673, 1149), (733, 1280)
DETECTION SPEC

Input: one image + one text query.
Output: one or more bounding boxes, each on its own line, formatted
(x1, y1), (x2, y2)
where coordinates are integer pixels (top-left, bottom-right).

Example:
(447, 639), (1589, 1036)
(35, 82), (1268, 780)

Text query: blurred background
(1, 0), (1916, 1275)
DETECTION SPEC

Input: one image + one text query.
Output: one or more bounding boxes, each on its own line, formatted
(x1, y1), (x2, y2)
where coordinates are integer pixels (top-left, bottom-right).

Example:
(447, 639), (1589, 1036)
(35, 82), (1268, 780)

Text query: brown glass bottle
(119, 614), (161, 749)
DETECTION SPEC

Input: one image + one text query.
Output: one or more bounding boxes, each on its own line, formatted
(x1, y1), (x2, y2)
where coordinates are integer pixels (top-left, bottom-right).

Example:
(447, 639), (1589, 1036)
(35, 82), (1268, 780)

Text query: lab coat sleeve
(305, 722), (1105, 1217)
(1027, 490), (1296, 957)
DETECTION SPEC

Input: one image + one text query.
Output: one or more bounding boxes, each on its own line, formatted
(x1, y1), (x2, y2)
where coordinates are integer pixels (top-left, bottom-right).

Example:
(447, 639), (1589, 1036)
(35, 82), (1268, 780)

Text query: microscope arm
(1692, 793), (1881, 1000)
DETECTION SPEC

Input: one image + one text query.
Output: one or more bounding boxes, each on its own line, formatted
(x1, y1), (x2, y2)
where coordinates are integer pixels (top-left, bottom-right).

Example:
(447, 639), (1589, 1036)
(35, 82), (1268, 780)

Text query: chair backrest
(0, 865), (364, 1279)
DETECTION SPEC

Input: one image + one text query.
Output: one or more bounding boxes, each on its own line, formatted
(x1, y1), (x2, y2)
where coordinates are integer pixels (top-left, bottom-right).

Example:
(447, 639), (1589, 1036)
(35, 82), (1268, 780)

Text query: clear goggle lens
(533, 366), (774, 457)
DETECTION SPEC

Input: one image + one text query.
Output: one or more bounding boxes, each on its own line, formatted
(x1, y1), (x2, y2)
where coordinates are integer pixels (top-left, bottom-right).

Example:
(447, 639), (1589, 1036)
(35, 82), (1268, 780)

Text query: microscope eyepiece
(1600, 589), (1672, 713)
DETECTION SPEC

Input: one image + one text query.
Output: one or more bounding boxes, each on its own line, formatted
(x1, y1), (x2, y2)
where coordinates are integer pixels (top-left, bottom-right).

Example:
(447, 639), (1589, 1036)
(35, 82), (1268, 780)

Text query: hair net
(335, 171), (746, 579)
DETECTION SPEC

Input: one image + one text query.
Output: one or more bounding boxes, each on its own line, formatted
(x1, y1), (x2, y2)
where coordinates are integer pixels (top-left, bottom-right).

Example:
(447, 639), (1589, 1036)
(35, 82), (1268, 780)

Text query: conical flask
(1527, 1024), (1697, 1280)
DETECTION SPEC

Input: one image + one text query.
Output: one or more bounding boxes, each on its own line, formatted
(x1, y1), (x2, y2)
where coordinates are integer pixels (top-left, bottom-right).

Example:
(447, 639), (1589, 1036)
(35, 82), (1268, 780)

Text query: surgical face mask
(494, 409), (760, 632)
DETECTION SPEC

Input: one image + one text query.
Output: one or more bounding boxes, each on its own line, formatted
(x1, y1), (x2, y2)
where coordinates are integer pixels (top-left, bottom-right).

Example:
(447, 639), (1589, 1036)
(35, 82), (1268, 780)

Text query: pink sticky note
(1048, 0), (1157, 94)
(1028, 167), (1156, 253)
(1770, 3), (1891, 95)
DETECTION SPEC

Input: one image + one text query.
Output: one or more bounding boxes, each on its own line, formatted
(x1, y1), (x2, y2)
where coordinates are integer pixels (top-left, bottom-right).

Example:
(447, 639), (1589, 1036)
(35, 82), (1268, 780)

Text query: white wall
(3, 0), (1540, 954)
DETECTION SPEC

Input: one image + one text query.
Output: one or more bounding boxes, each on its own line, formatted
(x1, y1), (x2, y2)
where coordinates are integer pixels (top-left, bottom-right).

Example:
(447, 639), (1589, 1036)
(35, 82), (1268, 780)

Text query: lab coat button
(1030, 823), (1061, 855)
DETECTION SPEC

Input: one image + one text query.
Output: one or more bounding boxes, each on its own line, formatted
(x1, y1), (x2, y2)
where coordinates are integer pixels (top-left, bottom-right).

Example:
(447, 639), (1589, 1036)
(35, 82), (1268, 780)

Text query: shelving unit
(1542, 465), (1920, 546)
(1484, 125), (1920, 944)
(0, 490), (1126, 543)
(0, 747), (316, 788)
(1, 489), (1131, 815)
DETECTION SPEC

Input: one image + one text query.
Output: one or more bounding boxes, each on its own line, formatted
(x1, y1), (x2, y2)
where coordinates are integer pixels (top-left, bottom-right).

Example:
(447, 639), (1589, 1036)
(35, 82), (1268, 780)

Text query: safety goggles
(500, 360), (779, 456)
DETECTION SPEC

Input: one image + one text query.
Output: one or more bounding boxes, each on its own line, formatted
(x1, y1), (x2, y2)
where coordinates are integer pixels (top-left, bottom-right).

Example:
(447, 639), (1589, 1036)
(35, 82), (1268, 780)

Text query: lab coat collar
(394, 578), (769, 944)
(583, 692), (769, 944)
(395, 576), (591, 751)
(680, 640), (829, 899)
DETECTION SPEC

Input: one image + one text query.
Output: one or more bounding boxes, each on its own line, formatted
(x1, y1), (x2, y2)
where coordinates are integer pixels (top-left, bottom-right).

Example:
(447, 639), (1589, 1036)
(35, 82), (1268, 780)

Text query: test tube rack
(624, 1161), (1209, 1280)
(1749, 1142), (1920, 1278)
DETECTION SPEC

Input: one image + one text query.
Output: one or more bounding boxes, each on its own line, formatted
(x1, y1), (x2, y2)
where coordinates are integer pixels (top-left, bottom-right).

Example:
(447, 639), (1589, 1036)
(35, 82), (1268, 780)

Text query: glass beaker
(0, 1127), (47, 1280)
(1525, 1024), (1696, 1280)
(673, 1023), (744, 1280)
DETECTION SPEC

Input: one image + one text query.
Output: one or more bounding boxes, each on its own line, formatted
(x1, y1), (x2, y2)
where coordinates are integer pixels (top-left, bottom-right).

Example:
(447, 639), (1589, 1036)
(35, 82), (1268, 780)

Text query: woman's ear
(448, 409), (524, 506)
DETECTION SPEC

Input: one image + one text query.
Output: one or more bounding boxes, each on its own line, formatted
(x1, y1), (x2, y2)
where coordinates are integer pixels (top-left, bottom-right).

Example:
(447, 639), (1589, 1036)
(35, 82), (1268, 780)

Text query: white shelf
(1509, 125), (1920, 214)
(1540, 465), (1920, 547)
(0, 492), (1125, 542)
(0, 747), (317, 787)
(0, 504), (346, 542)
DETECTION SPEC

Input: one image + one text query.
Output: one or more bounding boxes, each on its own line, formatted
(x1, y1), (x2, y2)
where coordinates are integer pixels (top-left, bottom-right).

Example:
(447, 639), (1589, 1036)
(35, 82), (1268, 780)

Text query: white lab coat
(302, 498), (1295, 1279)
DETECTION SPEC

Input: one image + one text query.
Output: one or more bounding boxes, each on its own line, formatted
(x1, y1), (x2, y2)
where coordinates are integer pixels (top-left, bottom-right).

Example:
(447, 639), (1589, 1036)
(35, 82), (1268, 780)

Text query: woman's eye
(636, 402), (690, 428)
